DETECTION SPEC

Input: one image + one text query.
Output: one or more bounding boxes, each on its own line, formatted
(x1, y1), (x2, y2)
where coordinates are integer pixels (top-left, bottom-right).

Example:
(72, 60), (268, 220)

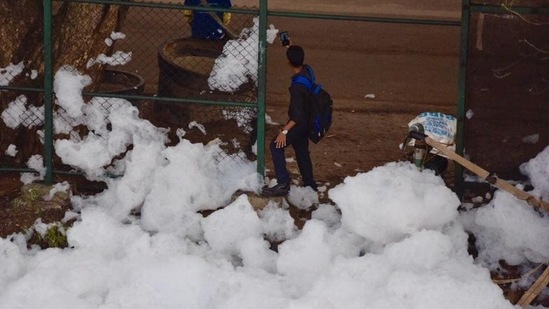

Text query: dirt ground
(262, 7), (460, 187)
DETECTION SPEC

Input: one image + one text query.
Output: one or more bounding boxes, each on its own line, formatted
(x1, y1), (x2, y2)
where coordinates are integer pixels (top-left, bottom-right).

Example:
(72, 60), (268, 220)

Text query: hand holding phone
(279, 31), (290, 46)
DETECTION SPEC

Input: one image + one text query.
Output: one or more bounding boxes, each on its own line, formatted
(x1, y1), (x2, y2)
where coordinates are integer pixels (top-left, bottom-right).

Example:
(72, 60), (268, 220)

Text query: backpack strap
(292, 65), (321, 94)
(304, 65), (316, 84)
(292, 75), (313, 90)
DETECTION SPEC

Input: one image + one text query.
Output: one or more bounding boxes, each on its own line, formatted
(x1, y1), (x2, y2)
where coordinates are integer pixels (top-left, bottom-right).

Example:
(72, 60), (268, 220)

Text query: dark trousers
(270, 126), (316, 189)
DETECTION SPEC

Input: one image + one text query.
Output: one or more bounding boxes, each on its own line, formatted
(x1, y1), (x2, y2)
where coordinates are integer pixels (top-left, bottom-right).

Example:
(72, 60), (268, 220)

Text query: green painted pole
(43, 0), (54, 184)
(256, 0), (268, 177)
(455, 0), (470, 195)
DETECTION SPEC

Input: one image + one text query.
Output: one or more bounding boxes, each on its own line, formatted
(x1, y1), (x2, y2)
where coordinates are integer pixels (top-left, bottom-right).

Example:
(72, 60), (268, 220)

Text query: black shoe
(261, 182), (290, 197)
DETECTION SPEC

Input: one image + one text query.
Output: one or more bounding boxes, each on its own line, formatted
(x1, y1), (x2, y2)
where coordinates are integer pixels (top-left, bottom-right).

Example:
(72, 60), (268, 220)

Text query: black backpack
(292, 66), (333, 144)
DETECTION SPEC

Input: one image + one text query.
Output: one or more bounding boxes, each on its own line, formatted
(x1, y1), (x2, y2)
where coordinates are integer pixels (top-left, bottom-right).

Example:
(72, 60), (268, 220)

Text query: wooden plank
(424, 136), (549, 211)
(517, 265), (549, 307)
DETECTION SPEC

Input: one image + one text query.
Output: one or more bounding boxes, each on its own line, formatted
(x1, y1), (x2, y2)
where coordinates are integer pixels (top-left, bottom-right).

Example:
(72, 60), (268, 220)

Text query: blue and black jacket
(288, 64), (314, 130)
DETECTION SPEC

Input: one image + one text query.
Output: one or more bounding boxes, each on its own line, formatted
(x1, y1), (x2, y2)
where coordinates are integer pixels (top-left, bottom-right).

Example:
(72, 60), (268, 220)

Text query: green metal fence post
(455, 0), (470, 195)
(256, 0), (268, 177)
(43, 0), (54, 184)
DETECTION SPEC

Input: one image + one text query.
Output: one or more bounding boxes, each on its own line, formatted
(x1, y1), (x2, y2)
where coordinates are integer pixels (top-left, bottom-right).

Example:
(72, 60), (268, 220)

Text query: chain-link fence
(0, 0), (263, 183)
(458, 1), (549, 194)
(2, 0), (467, 190)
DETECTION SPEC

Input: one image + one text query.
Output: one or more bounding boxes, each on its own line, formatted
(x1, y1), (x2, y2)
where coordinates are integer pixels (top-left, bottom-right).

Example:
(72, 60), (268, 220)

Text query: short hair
(286, 45), (304, 67)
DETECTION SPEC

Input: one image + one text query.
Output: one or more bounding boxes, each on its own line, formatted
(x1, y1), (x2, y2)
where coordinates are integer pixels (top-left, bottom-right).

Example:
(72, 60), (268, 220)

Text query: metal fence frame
(11, 0), (537, 195)
(456, 0), (549, 195)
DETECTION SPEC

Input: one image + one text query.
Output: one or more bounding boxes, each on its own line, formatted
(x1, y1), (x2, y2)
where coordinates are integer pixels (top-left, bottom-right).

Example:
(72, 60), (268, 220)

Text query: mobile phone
(279, 31), (290, 46)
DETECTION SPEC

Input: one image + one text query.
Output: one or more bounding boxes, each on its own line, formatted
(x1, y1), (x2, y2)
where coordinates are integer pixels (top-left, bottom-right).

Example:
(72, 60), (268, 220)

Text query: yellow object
(223, 12), (231, 25)
(183, 9), (193, 23)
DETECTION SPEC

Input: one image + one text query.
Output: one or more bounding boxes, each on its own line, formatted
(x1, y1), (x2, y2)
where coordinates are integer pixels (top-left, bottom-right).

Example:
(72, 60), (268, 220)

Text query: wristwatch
(281, 129), (288, 135)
